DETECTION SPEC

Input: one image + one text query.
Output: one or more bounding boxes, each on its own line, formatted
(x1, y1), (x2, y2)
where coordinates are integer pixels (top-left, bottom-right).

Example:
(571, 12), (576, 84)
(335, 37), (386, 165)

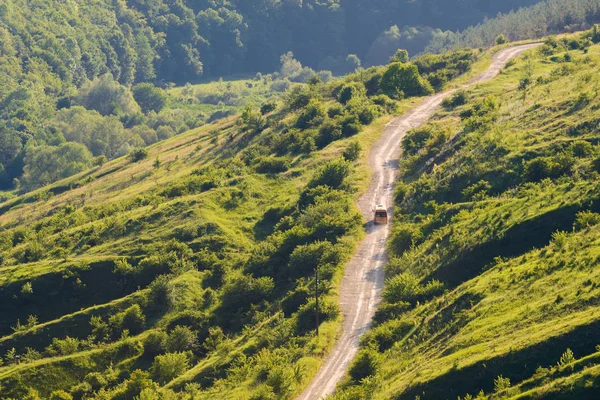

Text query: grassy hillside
(333, 31), (600, 399)
(0, 48), (481, 399)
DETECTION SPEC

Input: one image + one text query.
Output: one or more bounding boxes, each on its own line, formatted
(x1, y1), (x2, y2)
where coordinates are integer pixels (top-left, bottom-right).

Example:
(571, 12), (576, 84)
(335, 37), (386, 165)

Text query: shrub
(151, 352), (191, 384)
(523, 153), (573, 182)
(218, 275), (275, 325)
(49, 391), (73, 400)
(255, 156), (290, 174)
(48, 336), (81, 356)
(128, 148), (149, 162)
(307, 158), (352, 189)
(148, 275), (172, 309)
(317, 123), (342, 148)
(144, 331), (168, 355)
(495, 34), (509, 45)
(132, 83), (167, 114)
(442, 90), (468, 109)
(317, 70), (333, 83)
(362, 318), (415, 352)
(494, 375), (511, 392)
(401, 126), (434, 155)
(85, 372), (108, 391)
(296, 100), (326, 129)
(380, 62), (434, 98)
(358, 106), (378, 125)
(295, 297), (340, 333)
(389, 49), (409, 63)
(390, 224), (423, 255)
(328, 104), (344, 118)
(383, 273), (420, 304)
(574, 211), (600, 231)
(156, 125), (175, 141)
(343, 141), (362, 162)
(285, 85), (312, 110)
(165, 326), (197, 352)
(557, 348), (576, 369)
(109, 304), (146, 335)
(260, 102), (277, 115)
(349, 349), (380, 382)
(570, 140), (594, 157)
(270, 80), (291, 93)
(371, 94), (397, 113)
(338, 82), (366, 105)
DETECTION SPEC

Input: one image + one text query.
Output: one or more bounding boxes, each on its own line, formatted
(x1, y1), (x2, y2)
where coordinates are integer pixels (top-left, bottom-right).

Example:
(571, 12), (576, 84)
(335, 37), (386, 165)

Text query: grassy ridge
(333, 31), (600, 399)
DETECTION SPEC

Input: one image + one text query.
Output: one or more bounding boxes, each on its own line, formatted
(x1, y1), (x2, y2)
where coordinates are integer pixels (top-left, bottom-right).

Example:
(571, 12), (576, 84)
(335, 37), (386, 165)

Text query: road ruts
(296, 43), (541, 400)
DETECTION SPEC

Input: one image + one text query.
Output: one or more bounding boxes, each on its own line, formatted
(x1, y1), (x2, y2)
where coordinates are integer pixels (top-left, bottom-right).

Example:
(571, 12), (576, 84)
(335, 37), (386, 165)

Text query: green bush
(255, 156), (290, 174)
(524, 153), (573, 181)
(49, 391), (73, 400)
(307, 158), (352, 190)
(338, 82), (367, 105)
(495, 34), (509, 45)
(295, 297), (340, 333)
(316, 122), (342, 148)
(132, 83), (167, 114)
(401, 126), (434, 156)
(389, 223), (423, 255)
(343, 141), (362, 162)
(349, 348), (380, 382)
(380, 62), (434, 98)
(165, 326), (197, 352)
(296, 100), (326, 129)
(442, 90), (468, 109)
(573, 211), (600, 231)
(84, 372), (108, 391)
(151, 352), (192, 384)
(128, 148), (149, 162)
(47, 336), (81, 356)
(260, 102), (277, 115)
(328, 105), (344, 118)
(109, 304), (146, 335)
(144, 331), (168, 355)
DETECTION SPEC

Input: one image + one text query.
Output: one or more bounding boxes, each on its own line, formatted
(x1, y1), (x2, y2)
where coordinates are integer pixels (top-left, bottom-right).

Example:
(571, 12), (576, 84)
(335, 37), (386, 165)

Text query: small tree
(132, 83), (167, 114)
(389, 49), (409, 63)
(494, 375), (511, 392)
(165, 326), (197, 352)
(349, 349), (380, 382)
(557, 348), (576, 369)
(343, 142), (362, 162)
(49, 390), (73, 400)
(495, 34), (509, 45)
(128, 148), (149, 162)
(380, 63), (434, 98)
(151, 352), (191, 384)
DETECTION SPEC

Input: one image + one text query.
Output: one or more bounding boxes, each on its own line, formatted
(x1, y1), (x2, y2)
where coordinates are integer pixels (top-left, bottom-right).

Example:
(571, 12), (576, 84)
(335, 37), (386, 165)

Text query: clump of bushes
(382, 272), (444, 305)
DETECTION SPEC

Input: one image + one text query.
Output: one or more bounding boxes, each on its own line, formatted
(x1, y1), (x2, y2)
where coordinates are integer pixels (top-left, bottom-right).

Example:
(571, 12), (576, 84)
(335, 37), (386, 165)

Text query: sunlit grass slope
(333, 31), (600, 400)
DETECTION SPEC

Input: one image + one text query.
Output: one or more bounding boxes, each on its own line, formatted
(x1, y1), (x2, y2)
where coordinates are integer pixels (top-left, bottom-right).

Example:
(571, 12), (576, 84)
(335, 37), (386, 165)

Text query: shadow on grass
(397, 318), (600, 400)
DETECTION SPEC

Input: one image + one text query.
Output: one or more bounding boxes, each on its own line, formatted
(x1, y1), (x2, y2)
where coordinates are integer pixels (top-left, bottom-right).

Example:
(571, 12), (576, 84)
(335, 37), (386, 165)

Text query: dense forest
(428, 0), (600, 52)
(0, 0), (550, 194)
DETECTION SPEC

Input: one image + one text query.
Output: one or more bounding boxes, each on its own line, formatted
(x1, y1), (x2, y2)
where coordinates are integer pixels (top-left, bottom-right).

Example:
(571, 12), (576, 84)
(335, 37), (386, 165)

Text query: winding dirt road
(297, 43), (540, 400)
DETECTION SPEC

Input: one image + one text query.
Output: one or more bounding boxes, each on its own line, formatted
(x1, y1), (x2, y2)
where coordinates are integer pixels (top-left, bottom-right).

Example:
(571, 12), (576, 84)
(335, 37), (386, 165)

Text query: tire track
(297, 43), (540, 400)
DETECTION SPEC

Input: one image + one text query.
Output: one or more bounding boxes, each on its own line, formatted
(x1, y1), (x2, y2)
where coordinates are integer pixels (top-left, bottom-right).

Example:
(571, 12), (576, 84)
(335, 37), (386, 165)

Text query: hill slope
(0, 46), (482, 399)
(333, 30), (600, 400)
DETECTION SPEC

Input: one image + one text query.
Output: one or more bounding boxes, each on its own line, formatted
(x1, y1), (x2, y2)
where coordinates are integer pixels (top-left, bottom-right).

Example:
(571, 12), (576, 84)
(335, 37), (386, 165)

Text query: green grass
(333, 32), (600, 400)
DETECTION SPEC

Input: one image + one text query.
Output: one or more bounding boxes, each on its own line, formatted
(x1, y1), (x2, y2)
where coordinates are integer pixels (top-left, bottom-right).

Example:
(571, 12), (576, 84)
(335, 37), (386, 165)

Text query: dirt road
(296, 43), (540, 400)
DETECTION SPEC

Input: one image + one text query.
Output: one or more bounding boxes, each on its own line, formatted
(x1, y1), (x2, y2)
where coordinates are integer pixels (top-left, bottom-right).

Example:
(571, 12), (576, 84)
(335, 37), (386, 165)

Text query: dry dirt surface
(296, 43), (541, 400)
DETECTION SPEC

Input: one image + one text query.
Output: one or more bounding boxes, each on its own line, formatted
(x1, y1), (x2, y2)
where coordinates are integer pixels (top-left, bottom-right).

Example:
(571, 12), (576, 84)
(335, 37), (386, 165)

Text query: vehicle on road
(374, 204), (388, 225)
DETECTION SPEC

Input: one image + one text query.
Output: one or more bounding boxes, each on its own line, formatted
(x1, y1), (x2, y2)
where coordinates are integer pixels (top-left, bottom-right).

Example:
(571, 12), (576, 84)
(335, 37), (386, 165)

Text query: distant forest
(428, 0), (600, 52)
(0, 0), (542, 85)
(2, 0), (600, 192)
